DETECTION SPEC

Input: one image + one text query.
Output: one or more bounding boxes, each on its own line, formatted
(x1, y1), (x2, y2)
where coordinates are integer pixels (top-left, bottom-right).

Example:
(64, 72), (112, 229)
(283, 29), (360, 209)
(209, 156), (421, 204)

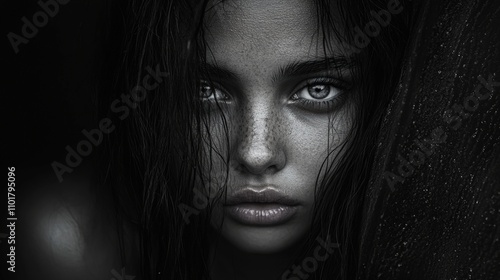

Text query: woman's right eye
(199, 82), (229, 102)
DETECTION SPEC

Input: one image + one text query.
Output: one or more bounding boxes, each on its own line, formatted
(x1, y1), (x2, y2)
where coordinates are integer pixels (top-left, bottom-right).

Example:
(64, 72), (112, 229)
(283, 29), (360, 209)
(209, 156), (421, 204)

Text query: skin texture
(200, 0), (355, 278)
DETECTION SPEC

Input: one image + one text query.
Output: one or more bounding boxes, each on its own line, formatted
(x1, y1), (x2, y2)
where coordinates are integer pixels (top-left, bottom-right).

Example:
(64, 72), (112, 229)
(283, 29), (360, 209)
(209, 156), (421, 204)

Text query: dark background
(3, 1), (118, 279)
(3, 1), (500, 280)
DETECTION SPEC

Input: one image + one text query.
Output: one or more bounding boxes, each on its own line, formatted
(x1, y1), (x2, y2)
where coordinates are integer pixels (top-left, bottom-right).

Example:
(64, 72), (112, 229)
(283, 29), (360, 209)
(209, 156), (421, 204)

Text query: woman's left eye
(290, 78), (348, 111)
(298, 84), (339, 101)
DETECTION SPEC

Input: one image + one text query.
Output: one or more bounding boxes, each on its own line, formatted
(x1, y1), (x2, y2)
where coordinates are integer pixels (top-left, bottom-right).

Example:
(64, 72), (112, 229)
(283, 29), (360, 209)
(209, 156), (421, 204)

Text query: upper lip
(224, 187), (299, 206)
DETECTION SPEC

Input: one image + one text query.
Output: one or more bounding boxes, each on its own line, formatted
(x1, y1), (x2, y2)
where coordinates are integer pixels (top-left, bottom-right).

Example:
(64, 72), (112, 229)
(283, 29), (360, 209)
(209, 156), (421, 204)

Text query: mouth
(223, 187), (299, 226)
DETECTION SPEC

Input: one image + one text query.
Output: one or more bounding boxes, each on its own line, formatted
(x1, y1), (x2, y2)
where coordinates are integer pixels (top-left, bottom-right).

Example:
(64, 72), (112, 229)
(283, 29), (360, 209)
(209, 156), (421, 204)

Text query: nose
(231, 101), (286, 175)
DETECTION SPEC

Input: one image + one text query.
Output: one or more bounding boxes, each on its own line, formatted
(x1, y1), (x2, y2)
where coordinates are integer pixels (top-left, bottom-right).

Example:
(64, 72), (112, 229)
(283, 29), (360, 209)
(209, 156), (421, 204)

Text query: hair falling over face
(100, 0), (412, 279)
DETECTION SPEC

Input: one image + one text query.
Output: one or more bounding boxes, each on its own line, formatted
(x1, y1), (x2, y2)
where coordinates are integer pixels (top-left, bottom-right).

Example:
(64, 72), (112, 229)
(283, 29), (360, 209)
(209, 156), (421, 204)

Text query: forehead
(204, 0), (335, 72)
(206, 0), (317, 38)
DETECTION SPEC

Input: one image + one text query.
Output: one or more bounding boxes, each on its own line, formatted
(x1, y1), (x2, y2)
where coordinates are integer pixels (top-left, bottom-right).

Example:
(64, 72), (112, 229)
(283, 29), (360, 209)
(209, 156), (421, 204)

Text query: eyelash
(199, 81), (229, 101)
(199, 77), (350, 112)
(290, 77), (349, 112)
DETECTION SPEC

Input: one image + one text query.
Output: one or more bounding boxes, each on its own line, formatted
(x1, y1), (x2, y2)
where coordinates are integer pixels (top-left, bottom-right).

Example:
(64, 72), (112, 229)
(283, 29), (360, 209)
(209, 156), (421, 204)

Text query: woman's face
(201, 0), (355, 254)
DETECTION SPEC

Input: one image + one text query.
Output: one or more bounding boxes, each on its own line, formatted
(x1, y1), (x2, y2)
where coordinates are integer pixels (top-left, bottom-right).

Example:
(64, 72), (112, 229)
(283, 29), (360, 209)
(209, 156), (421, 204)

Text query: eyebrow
(200, 64), (239, 82)
(273, 55), (355, 82)
(200, 55), (355, 83)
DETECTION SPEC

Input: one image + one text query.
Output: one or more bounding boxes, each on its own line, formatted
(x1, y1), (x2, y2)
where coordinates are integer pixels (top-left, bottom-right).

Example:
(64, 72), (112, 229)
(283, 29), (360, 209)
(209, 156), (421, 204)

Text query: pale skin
(198, 0), (356, 279)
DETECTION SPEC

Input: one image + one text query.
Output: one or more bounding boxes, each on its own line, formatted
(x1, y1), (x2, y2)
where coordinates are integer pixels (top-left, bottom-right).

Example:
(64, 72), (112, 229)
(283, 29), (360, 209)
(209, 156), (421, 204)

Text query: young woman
(100, 0), (411, 279)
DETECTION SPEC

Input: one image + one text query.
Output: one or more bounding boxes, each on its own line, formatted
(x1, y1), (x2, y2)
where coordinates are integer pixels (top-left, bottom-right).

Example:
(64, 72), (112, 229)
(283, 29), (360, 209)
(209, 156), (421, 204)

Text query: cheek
(194, 116), (232, 199)
(199, 112), (231, 162)
(286, 110), (353, 180)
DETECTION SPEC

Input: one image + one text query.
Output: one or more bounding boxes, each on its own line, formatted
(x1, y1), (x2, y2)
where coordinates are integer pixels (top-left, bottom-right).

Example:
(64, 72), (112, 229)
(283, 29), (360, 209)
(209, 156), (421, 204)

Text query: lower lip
(225, 204), (298, 226)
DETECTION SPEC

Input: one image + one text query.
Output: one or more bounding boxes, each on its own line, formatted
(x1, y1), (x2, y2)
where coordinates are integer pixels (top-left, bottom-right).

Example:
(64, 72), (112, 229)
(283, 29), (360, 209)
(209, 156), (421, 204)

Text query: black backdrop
(3, 1), (110, 279)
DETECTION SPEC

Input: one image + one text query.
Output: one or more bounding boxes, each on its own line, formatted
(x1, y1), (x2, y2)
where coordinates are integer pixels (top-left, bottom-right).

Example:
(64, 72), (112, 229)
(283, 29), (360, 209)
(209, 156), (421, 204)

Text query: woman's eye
(199, 83), (229, 101)
(306, 84), (338, 100)
(290, 78), (349, 112)
(292, 83), (341, 102)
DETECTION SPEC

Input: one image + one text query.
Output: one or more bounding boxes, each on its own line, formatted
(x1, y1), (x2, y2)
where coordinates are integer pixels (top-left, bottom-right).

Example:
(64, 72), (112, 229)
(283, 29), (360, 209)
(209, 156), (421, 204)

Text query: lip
(224, 187), (299, 226)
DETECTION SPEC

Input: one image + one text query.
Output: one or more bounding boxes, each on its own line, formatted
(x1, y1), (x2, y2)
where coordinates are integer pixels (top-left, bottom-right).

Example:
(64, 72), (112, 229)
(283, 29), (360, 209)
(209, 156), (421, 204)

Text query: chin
(217, 219), (308, 254)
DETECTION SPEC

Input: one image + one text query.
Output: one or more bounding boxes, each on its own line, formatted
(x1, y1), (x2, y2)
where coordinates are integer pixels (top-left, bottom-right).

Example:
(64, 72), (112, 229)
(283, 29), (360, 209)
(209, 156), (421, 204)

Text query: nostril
(236, 161), (279, 176)
(234, 144), (286, 175)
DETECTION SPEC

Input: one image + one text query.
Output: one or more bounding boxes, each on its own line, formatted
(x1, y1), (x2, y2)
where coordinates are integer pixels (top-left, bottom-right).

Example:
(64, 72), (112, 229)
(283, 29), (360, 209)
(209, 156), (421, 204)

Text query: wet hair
(98, 0), (412, 279)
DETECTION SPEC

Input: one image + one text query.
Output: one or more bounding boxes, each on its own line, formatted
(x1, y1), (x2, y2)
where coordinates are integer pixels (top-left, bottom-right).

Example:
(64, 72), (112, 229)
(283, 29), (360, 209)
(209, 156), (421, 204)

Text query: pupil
(201, 85), (213, 98)
(308, 85), (329, 99)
